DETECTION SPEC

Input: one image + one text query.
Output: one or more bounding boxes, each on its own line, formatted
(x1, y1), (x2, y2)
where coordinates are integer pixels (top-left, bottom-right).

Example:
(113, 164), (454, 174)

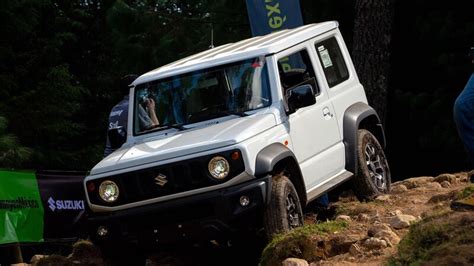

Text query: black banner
(36, 170), (88, 240)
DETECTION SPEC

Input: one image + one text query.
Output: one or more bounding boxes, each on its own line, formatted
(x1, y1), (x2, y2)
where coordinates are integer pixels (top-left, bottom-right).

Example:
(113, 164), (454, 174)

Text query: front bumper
(87, 176), (271, 245)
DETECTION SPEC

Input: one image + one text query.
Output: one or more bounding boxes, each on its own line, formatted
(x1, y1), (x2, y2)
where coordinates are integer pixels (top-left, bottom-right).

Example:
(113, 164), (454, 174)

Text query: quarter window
(315, 37), (349, 87)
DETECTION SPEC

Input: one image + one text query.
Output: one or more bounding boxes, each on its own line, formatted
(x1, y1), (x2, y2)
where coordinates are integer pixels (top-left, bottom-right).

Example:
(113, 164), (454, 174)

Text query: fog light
(97, 226), (108, 237)
(239, 196), (250, 207)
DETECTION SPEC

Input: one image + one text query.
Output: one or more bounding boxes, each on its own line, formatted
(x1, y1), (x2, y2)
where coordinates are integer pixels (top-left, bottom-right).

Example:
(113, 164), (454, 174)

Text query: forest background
(0, 0), (473, 180)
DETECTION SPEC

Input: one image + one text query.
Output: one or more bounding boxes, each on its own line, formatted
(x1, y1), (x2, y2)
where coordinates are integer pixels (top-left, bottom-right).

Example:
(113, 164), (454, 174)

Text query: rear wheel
(263, 174), (303, 239)
(353, 129), (391, 201)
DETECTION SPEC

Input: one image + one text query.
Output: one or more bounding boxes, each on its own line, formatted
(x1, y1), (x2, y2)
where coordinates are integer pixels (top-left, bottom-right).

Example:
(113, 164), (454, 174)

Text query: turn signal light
(231, 151), (240, 160)
(87, 182), (95, 192)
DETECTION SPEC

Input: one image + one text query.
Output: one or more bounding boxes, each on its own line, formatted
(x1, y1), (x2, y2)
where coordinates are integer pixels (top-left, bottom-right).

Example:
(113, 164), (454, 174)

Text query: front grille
(88, 150), (244, 206)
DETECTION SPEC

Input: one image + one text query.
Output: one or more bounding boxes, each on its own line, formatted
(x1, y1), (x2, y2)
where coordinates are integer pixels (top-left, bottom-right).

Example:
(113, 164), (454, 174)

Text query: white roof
(133, 21), (338, 85)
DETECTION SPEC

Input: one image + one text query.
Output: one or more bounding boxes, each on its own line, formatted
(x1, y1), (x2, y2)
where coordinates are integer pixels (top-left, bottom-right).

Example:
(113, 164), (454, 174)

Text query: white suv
(84, 21), (390, 253)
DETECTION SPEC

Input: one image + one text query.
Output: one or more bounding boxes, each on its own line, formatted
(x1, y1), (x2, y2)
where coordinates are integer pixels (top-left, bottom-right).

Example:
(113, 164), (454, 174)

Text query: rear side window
(315, 37), (349, 87)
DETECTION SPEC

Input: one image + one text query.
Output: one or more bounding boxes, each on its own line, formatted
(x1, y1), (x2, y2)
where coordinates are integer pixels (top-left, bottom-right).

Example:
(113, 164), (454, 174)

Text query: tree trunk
(353, 0), (395, 124)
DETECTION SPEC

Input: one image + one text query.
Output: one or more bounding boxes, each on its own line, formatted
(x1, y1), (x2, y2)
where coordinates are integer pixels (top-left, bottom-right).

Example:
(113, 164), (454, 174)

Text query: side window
(277, 49), (319, 96)
(315, 37), (349, 87)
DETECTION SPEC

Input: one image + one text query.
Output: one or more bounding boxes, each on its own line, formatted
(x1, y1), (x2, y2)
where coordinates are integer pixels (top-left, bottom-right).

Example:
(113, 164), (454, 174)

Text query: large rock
(390, 214), (417, 229)
(391, 184), (408, 194)
(357, 213), (370, 222)
(375, 194), (391, 202)
(428, 191), (457, 203)
(368, 223), (392, 237)
(30, 255), (46, 264)
(363, 237), (388, 249)
(336, 215), (352, 222)
(67, 239), (103, 265)
(401, 176), (434, 189)
(434, 174), (457, 184)
(424, 182), (442, 189)
(374, 230), (400, 246)
(329, 234), (360, 256)
(389, 210), (402, 216)
(282, 258), (309, 266)
(440, 181), (451, 188)
(455, 170), (474, 182)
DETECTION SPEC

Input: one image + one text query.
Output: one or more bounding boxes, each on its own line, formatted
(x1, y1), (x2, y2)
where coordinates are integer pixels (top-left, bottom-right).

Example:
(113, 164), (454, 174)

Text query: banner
(245, 0), (304, 36)
(0, 170), (88, 245)
(0, 170), (44, 244)
(245, 0), (304, 71)
(36, 171), (88, 240)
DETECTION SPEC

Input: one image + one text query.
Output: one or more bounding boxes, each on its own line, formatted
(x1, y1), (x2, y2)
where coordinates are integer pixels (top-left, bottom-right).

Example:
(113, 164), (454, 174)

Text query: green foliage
(0, 0), (251, 170)
(260, 221), (347, 266)
(390, 212), (474, 265)
(457, 184), (474, 200)
(0, 0), (472, 172)
(0, 117), (32, 168)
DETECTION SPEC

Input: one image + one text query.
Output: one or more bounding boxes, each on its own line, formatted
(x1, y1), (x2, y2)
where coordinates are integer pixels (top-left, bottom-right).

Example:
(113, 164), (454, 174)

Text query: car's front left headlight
(208, 156), (230, 180)
(99, 180), (120, 203)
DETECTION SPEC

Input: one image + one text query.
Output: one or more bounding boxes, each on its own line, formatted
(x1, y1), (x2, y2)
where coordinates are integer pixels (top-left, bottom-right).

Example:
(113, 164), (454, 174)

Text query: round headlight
(99, 180), (119, 203)
(208, 156), (230, 180)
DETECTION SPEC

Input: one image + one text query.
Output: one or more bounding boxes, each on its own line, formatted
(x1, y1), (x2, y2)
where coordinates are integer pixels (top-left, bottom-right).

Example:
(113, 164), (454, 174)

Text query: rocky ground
(24, 171), (474, 266)
(267, 171), (474, 266)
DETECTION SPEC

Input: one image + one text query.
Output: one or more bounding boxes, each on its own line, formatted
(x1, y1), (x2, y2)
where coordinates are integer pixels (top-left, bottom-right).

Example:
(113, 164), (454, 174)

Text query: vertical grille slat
(190, 161), (204, 185)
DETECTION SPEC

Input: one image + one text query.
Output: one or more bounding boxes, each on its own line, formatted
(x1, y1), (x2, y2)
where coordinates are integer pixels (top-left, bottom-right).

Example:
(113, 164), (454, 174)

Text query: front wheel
(353, 129), (391, 201)
(263, 174), (304, 239)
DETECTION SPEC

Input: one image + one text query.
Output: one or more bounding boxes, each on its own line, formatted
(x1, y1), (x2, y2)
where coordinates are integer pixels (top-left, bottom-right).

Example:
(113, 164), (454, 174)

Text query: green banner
(0, 170), (44, 244)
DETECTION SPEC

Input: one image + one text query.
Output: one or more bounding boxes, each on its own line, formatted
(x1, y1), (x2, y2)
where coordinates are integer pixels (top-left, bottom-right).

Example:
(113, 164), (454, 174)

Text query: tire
(353, 129), (391, 201)
(264, 174), (304, 239)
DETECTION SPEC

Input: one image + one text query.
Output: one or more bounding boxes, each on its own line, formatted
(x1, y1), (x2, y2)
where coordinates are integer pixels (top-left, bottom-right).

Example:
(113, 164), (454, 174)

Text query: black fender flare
(343, 102), (386, 175)
(255, 143), (307, 206)
(255, 143), (297, 176)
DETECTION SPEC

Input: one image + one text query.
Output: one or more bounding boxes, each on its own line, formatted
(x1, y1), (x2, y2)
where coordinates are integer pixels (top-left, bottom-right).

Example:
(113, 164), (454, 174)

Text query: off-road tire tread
(263, 174), (303, 239)
(353, 129), (391, 201)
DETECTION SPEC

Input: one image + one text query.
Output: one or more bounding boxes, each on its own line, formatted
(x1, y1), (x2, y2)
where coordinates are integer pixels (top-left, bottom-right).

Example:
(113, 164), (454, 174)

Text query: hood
(90, 113), (277, 175)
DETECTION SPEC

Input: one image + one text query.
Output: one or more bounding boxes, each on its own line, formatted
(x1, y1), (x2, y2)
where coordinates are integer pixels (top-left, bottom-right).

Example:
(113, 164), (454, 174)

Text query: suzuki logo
(48, 197), (56, 211)
(154, 173), (168, 187)
(47, 196), (85, 212)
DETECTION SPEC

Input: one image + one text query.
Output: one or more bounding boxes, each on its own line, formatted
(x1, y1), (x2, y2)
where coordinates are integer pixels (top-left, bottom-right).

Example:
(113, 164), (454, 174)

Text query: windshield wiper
(147, 123), (186, 132)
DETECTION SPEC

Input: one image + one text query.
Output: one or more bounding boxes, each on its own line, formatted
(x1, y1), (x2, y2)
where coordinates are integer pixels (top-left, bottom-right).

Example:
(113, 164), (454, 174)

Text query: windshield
(133, 57), (271, 135)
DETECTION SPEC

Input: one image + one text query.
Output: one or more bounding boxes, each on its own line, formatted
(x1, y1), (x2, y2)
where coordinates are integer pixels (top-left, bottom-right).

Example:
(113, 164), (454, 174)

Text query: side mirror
(108, 126), (127, 149)
(286, 84), (316, 114)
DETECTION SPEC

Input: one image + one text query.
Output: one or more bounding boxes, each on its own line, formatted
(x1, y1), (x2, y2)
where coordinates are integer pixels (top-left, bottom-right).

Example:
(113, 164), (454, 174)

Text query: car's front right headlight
(208, 156), (230, 180)
(99, 180), (120, 203)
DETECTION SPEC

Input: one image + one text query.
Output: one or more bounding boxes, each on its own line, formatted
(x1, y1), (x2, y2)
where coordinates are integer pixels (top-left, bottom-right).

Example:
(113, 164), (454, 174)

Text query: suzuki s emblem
(154, 173), (168, 187)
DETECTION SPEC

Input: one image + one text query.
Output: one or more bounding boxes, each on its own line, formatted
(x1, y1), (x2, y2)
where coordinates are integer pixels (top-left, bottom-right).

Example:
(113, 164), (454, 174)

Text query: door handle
(323, 107), (334, 119)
